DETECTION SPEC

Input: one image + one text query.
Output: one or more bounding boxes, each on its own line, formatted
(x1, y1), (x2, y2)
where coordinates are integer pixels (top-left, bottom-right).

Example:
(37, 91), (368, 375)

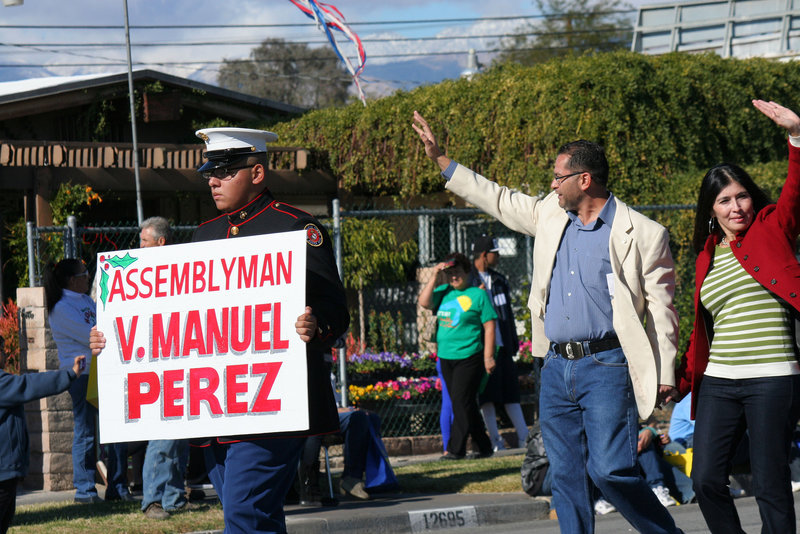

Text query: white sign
(94, 231), (308, 443)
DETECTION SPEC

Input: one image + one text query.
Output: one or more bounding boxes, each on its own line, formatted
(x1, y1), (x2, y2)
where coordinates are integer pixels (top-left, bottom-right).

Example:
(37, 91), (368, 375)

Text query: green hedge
(273, 51), (798, 199)
(270, 51), (799, 355)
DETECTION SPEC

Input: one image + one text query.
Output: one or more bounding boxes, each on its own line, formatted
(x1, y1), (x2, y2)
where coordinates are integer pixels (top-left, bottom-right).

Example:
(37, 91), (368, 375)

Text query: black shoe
(466, 450), (494, 459)
(439, 453), (464, 461)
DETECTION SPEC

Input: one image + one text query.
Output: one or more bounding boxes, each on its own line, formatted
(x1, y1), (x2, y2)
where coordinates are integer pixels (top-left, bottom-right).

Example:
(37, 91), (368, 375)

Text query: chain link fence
(25, 203), (695, 439)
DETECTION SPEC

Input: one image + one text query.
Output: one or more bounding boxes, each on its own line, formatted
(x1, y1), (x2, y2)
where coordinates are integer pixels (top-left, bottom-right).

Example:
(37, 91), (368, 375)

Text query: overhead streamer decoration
(289, 0), (367, 106)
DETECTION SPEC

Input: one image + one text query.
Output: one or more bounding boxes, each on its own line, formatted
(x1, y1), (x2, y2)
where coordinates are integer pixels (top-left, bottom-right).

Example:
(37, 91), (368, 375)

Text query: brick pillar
(416, 266), (438, 354)
(17, 287), (75, 491)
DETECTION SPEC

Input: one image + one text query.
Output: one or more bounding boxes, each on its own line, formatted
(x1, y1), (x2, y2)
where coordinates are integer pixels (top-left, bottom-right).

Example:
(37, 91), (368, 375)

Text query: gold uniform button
(231, 226), (240, 236)
(275, 203), (281, 208)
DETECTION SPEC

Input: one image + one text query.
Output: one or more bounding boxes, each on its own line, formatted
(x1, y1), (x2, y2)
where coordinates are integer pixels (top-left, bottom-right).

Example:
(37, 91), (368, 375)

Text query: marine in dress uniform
(192, 127), (349, 534)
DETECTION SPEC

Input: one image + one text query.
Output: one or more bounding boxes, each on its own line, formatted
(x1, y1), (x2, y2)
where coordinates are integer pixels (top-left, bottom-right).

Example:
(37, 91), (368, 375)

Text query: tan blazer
(446, 164), (679, 419)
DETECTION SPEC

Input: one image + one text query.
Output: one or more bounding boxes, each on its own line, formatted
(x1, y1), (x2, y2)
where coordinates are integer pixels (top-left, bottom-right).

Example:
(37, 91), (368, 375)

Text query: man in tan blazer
(412, 112), (682, 534)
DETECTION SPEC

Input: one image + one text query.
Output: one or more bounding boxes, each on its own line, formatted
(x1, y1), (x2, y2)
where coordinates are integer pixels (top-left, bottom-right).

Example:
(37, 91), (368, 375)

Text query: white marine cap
(195, 127), (278, 172)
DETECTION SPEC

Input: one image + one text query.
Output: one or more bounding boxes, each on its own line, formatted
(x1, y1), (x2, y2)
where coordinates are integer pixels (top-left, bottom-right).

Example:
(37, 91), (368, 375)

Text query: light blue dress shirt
(544, 194), (617, 343)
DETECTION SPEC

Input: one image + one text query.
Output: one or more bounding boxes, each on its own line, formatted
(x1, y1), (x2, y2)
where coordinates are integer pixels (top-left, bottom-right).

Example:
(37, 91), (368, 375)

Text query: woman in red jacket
(676, 99), (800, 534)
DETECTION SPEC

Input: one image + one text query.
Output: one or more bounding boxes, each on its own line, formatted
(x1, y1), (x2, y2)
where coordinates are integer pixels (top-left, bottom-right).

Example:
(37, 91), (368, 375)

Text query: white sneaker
(792, 481), (800, 493)
(492, 438), (506, 452)
(594, 498), (616, 515)
(652, 485), (675, 507)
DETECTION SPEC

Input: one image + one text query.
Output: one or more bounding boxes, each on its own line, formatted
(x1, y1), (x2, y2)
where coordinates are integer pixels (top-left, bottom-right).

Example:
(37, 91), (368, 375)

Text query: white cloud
(0, 0), (541, 87)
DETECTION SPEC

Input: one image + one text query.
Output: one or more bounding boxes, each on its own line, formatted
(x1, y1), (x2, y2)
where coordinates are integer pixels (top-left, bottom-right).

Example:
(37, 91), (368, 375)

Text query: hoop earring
(708, 217), (716, 235)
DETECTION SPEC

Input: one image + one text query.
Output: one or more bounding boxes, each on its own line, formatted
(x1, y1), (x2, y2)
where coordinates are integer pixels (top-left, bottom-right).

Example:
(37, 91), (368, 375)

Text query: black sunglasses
(201, 164), (254, 181)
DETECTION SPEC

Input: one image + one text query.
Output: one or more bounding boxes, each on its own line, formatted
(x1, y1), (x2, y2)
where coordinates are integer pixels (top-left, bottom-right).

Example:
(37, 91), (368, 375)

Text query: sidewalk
(15, 439), (549, 534)
(283, 447), (549, 534)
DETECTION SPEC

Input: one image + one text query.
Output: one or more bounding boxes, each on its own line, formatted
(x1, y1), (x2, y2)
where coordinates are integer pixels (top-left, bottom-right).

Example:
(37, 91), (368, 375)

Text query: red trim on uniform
(245, 203), (276, 222)
(231, 192), (266, 214)
(274, 201), (313, 217)
(269, 204), (299, 219)
(197, 191), (270, 229)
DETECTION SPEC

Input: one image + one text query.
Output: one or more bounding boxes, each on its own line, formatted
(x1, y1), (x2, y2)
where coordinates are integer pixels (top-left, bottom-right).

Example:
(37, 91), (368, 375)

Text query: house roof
(0, 68), (305, 117)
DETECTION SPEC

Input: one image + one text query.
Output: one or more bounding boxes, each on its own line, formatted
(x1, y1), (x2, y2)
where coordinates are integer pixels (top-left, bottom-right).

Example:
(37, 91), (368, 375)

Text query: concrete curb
(284, 495), (550, 534)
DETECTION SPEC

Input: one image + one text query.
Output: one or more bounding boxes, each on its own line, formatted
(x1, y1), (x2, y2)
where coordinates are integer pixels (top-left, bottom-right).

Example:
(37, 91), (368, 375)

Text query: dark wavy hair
(44, 259), (86, 312)
(692, 163), (773, 254)
(557, 139), (610, 188)
(442, 252), (471, 274)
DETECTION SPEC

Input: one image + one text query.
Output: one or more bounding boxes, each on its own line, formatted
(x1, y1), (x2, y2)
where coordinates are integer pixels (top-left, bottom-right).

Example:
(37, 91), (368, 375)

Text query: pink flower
(401, 391), (411, 400)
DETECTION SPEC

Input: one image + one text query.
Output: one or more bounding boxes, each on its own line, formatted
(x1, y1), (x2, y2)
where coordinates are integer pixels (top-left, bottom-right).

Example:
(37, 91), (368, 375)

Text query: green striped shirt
(701, 246), (799, 379)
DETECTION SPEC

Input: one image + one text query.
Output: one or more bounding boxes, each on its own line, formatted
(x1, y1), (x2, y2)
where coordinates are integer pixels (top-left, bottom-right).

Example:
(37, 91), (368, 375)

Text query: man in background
(137, 216), (197, 520)
(469, 234), (529, 451)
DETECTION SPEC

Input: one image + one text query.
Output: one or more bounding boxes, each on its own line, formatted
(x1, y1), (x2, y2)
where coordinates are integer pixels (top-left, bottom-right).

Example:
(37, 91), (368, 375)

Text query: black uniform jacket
(193, 189), (348, 442)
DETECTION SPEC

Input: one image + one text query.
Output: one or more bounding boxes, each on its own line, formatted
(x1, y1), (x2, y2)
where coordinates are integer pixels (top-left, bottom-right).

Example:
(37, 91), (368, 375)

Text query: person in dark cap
(91, 127), (349, 534)
(468, 235), (529, 451)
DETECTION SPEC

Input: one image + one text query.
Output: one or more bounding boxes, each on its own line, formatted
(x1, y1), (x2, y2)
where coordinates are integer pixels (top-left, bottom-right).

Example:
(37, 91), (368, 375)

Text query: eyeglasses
(201, 164), (253, 181)
(553, 171), (583, 185)
(73, 271), (89, 279)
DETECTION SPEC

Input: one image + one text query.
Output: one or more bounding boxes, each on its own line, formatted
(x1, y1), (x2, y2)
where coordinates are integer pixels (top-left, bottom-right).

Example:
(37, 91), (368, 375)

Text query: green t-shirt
(433, 284), (497, 360)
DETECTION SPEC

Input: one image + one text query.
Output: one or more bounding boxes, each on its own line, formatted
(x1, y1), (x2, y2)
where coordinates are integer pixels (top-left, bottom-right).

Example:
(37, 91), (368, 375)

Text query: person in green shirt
(419, 252), (497, 460)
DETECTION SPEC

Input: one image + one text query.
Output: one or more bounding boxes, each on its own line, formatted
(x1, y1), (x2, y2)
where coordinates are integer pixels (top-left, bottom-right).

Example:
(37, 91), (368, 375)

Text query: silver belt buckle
(565, 342), (584, 360)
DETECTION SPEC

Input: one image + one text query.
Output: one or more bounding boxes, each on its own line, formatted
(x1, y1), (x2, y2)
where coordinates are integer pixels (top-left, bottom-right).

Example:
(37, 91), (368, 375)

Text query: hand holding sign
(295, 306), (318, 343)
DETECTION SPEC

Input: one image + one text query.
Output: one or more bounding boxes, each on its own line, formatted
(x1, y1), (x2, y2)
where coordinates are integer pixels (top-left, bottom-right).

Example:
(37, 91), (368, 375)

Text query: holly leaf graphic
(107, 253), (138, 269)
(99, 269), (110, 310)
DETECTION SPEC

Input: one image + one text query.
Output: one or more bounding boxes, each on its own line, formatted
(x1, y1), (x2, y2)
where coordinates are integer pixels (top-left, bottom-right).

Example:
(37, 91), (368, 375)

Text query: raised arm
(412, 111), (452, 172)
(752, 99), (800, 136)
(753, 99), (800, 236)
(418, 262), (449, 310)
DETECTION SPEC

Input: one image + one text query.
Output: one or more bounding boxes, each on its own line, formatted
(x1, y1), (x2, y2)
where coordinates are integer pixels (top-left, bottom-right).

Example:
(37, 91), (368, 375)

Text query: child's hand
(73, 355), (86, 377)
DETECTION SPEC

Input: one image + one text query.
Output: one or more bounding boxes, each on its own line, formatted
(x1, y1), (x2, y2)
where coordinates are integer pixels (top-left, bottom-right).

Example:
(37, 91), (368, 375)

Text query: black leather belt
(552, 337), (621, 360)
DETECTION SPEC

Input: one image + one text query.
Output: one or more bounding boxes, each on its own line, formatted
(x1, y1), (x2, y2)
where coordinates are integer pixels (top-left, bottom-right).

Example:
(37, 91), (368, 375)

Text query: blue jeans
(68, 375), (97, 499)
(68, 375), (130, 500)
(540, 347), (680, 534)
(693, 375), (800, 534)
(339, 410), (381, 480)
(205, 437), (303, 533)
(662, 442), (696, 504)
(436, 358), (453, 453)
(141, 440), (189, 511)
(102, 441), (130, 499)
(639, 441), (695, 504)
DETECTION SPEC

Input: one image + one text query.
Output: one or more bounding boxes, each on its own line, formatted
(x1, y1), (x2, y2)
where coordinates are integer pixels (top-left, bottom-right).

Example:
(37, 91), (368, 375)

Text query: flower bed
(348, 376), (441, 404)
(338, 344), (540, 436)
(344, 351), (437, 385)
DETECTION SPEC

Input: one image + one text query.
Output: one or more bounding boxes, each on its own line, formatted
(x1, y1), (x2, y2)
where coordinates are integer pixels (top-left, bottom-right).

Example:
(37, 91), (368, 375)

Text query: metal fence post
(66, 215), (78, 259)
(332, 198), (348, 407)
(26, 222), (36, 287)
(417, 214), (430, 265)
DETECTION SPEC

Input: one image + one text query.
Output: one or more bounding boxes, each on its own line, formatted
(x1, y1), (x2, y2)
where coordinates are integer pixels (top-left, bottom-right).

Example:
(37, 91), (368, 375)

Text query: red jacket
(676, 140), (800, 417)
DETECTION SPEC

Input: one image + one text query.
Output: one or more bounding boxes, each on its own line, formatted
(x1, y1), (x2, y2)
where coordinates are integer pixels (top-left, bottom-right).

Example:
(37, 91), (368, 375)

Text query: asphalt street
(448, 492), (800, 534)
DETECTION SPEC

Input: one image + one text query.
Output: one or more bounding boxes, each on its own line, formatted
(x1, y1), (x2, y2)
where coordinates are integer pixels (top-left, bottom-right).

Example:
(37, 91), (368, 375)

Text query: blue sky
(0, 0), (636, 95)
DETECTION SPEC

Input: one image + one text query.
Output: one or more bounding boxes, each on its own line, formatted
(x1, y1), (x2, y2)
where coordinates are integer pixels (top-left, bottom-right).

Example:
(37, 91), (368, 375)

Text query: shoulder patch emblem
(305, 223), (323, 247)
